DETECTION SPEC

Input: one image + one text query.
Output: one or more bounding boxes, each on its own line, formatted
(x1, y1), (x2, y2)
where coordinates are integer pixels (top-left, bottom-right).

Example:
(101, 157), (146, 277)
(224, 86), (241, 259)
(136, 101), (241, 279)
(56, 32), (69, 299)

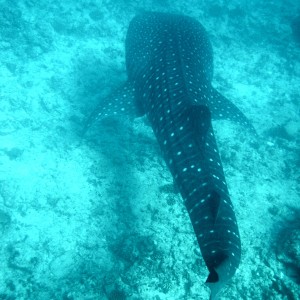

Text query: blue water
(0, 0), (299, 299)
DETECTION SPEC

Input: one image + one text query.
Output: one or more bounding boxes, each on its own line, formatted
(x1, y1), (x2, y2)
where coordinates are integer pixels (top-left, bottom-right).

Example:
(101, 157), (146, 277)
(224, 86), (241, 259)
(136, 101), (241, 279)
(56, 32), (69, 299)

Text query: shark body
(87, 12), (255, 299)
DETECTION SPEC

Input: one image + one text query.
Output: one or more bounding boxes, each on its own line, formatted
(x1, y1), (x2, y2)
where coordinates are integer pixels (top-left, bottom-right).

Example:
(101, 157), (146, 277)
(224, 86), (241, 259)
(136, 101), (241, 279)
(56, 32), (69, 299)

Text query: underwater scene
(0, 0), (299, 299)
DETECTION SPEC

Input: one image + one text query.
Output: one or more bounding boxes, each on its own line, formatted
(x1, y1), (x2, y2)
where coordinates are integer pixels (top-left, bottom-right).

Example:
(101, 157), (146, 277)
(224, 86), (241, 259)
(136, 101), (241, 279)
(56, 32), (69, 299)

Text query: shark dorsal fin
(186, 105), (212, 152)
(189, 104), (211, 136)
(208, 190), (221, 222)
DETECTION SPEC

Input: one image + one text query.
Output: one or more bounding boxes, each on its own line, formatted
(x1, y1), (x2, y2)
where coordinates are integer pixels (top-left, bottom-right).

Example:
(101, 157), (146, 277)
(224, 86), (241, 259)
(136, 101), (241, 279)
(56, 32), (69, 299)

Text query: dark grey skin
(87, 11), (256, 299)
(126, 12), (241, 299)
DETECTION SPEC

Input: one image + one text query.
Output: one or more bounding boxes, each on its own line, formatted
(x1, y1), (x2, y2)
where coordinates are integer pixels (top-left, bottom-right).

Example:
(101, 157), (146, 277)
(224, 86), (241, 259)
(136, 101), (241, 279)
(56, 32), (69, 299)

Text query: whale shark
(85, 12), (255, 299)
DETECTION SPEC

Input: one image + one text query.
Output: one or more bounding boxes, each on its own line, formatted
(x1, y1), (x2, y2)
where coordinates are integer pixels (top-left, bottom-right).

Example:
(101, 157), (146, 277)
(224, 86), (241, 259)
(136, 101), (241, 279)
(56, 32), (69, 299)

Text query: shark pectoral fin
(205, 255), (231, 300)
(82, 81), (139, 135)
(208, 88), (257, 136)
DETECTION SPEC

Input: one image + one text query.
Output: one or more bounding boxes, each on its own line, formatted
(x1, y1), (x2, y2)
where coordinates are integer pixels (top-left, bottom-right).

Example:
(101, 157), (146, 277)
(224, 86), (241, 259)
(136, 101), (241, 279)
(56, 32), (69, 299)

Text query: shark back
(84, 12), (256, 299)
(125, 12), (241, 299)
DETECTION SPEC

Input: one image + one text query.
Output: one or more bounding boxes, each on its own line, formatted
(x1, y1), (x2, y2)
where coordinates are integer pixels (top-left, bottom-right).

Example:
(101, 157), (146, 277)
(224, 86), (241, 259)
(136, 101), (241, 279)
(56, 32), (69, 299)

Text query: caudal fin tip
(206, 282), (221, 300)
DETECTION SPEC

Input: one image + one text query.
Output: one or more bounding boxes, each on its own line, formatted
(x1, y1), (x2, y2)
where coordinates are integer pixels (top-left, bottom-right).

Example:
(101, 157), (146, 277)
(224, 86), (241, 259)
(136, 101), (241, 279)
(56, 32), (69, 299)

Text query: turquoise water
(0, 0), (299, 299)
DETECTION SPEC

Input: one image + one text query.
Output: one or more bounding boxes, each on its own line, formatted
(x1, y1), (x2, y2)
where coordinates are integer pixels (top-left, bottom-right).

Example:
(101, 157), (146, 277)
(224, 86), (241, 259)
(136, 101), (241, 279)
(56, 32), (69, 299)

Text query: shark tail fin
(205, 256), (231, 300)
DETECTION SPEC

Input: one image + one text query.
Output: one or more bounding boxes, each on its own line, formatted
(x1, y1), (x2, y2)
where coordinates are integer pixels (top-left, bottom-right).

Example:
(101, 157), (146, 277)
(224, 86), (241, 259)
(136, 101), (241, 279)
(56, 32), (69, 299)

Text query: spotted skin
(126, 12), (241, 299)
(86, 12), (253, 299)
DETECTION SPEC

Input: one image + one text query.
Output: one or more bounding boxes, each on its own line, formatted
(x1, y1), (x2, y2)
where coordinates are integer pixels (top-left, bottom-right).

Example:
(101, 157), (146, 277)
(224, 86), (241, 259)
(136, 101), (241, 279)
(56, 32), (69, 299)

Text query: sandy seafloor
(0, 0), (299, 299)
